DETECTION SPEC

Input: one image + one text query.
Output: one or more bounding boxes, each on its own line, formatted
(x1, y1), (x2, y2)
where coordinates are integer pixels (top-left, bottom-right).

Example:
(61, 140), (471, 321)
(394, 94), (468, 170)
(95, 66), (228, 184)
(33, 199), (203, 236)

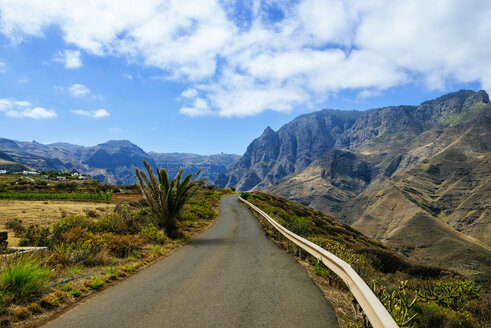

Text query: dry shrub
(39, 295), (59, 309)
(103, 234), (144, 258)
(60, 227), (89, 244)
(87, 249), (112, 266)
(9, 306), (29, 320)
(27, 303), (43, 314)
(47, 252), (70, 267)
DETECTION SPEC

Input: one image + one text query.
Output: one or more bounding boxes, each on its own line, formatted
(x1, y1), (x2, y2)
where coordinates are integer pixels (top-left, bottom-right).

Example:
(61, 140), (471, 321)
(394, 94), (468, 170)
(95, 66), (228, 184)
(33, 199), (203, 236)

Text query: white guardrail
(239, 196), (399, 328)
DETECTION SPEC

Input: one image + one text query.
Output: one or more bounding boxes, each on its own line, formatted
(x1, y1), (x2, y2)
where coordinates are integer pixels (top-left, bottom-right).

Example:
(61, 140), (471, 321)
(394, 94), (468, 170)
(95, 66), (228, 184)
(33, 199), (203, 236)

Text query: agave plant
(135, 160), (202, 238)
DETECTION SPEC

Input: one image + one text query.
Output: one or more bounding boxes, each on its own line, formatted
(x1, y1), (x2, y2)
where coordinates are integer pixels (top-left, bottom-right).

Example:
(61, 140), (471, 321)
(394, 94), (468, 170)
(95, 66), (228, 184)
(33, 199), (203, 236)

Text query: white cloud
(0, 99), (56, 119)
(0, 60), (6, 73)
(55, 50), (82, 69)
(72, 109), (110, 118)
(68, 83), (91, 97)
(179, 98), (214, 117)
(180, 88), (198, 98)
(1, 0), (490, 116)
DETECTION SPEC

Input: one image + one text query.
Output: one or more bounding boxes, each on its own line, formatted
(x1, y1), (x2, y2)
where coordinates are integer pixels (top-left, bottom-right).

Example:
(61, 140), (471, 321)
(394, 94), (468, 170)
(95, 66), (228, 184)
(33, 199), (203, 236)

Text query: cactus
(417, 280), (480, 310)
(372, 280), (419, 328)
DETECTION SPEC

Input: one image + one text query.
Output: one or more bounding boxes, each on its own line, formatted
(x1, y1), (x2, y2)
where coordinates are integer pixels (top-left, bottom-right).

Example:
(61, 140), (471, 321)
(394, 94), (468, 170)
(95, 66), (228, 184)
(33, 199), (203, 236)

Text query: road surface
(44, 194), (339, 328)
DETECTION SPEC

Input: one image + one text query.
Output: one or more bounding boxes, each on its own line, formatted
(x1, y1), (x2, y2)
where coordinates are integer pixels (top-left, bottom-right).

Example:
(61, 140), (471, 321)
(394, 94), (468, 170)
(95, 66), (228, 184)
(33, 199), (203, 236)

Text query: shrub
(240, 192), (249, 199)
(47, 252), (70, 266)
(287, 216), (310, 236)
(1, 259), (49, 300)
(95, 208), (151, 235)
(140, 224), (165, 244)
(413, 302), (475, 328)
(5, 219), (22, 230)
(88, 249), (112, 266)
(51, 215), (94, 244)
(103, 234), (144, 258)
(9, 306), (30, 320)
(53, 233), (105, 264)
(6, 219), (26, 237)
(18, 225), (50, 247)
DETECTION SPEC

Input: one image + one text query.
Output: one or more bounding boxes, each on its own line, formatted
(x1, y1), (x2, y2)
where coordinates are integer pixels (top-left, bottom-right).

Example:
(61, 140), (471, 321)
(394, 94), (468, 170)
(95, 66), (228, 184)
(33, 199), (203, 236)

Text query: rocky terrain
(224, 90), (491, 278)
(0, 139), (239, 185)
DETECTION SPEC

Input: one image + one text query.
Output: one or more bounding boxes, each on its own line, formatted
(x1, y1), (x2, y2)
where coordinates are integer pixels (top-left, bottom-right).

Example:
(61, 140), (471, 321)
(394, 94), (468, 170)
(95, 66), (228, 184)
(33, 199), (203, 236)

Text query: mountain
(149, 152), (240, 184)
(0, 150), (31, 172)
(0, 139), (240, 185)
(228, 89), (491, 277)
(220, 109), (362, 190)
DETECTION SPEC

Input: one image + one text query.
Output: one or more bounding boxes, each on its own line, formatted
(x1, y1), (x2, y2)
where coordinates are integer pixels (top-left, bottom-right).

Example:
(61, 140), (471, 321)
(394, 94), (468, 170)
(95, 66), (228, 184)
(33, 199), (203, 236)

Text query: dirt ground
(0, 200), (116, 246)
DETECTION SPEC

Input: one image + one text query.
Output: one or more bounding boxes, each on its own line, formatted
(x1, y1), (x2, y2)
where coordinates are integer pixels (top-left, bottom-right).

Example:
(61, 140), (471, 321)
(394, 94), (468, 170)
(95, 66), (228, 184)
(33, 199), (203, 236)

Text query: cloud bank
(1, 0), (489, 117)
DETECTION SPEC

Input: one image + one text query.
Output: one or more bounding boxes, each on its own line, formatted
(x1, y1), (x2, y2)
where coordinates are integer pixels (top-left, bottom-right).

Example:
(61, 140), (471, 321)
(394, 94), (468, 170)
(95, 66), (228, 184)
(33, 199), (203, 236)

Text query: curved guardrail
(240, 196), (399, 328)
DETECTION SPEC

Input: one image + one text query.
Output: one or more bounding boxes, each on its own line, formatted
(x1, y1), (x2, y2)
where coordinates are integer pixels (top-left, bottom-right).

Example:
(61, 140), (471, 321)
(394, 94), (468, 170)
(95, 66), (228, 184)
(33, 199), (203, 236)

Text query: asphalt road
(43, 194), (339, 328)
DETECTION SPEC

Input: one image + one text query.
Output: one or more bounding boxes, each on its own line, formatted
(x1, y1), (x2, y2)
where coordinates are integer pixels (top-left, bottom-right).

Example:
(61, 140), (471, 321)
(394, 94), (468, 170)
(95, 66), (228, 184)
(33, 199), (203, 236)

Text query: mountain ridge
(0, 138), (240, 185)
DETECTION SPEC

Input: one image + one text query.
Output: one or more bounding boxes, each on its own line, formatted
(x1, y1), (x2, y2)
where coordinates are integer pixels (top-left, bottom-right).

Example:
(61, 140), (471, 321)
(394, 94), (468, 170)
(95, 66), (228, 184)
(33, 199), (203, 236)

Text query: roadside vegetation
(0, 166), (234, 327)
(241, 191), (490, 328)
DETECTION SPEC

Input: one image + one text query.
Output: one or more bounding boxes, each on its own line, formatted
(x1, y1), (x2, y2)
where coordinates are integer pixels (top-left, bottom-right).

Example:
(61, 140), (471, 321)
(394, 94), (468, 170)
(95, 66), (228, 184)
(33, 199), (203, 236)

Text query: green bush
(1, 259), (50, 300)
(286, 216), (310, 236)
(240, 192), (249, 199)
(95, 208), (151, 235)
(414, 302), (475, 328)
(140, 224), (165, 244)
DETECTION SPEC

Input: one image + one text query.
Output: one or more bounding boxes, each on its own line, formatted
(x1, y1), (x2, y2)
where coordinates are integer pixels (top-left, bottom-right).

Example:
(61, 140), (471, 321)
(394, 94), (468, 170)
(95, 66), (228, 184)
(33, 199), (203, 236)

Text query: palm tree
(135, 160), (202, 238)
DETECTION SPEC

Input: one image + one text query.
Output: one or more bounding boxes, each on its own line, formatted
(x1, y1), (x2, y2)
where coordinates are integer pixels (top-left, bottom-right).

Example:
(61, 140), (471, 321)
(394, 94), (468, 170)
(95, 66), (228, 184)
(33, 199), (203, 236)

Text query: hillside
(0, 139), (240, 185)
(227, 90), (490, 277)
(243, 191), (489, 328)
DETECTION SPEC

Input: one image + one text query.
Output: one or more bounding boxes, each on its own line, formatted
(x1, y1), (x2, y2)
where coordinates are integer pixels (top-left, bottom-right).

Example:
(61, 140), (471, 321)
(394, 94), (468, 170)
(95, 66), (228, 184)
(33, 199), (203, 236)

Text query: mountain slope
(237, 90), (490, 277)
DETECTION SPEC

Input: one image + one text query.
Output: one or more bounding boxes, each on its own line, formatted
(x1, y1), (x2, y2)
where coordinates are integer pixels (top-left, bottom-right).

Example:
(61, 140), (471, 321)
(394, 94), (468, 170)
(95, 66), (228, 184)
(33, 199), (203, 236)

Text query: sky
(0, 0), (489, 155)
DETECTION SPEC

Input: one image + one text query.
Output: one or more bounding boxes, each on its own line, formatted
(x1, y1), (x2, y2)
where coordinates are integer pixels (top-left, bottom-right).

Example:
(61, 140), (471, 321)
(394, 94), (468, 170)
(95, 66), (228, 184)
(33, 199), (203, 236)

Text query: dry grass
(0, 200), (115, 246)
(111, 193), (141, 203)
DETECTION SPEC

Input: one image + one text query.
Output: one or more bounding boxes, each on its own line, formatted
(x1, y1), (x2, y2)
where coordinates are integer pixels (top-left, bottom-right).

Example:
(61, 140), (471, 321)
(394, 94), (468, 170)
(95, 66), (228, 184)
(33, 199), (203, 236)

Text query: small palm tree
(135, 160), (202, 238)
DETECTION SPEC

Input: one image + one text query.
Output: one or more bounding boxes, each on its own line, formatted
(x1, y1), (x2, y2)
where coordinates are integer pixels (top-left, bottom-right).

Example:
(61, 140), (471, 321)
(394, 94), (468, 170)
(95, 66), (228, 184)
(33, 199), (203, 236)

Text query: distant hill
(224, 90), (491, 277)
(0, 139), (240, 185)
(149, 152), (240, 184)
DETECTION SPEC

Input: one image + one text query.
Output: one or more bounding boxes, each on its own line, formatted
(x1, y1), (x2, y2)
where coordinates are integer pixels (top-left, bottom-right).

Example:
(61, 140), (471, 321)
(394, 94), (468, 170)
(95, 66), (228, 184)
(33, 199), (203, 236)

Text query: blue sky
(0, 0), (489, 155)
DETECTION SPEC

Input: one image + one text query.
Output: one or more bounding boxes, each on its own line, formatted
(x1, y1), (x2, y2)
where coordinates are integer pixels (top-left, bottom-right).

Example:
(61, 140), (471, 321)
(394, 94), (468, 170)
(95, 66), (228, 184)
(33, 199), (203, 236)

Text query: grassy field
(0, 200), (116, 246)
